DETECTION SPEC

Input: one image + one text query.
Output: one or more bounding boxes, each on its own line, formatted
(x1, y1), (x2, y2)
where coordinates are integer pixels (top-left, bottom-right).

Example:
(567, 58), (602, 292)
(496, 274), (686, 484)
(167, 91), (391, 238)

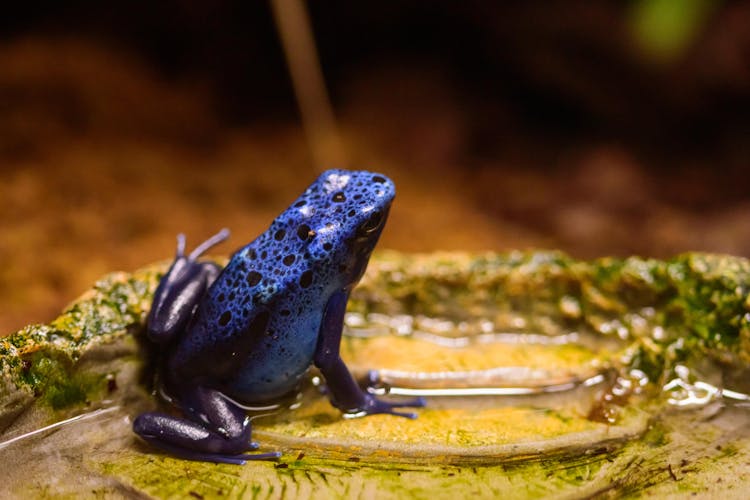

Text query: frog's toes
(346, 394), (426, 419)
(389, 396), (427, 409)
(381, 396), (427, 419)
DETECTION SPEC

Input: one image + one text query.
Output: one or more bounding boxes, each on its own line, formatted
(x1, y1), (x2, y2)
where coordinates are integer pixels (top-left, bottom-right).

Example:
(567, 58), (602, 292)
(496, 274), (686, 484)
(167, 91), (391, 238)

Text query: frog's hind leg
(147, 229), (230, 344)
(133, 386), (281, 464)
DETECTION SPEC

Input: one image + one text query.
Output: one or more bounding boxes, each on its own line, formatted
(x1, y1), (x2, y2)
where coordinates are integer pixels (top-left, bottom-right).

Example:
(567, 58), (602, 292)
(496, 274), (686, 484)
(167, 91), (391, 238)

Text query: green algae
(99, 449), (619, 500)
(95, 409), (750, 500)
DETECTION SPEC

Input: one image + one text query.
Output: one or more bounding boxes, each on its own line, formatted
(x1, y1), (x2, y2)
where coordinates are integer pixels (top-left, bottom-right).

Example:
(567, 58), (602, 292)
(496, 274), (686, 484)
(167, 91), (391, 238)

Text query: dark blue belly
(222, 309), (322, 403)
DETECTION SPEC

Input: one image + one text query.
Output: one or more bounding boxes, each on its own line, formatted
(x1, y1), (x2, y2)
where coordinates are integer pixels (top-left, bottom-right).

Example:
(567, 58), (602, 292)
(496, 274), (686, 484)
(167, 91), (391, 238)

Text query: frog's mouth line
(344, 206), (391, 287)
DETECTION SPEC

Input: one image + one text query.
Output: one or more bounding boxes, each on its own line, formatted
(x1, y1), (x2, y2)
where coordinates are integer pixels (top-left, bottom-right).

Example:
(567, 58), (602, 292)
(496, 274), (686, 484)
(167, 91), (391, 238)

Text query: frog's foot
(133, 412), (281, 465)
(355, 369), (426, 418)
(342, 393), (426, 419)
(316, 379), (425, 418)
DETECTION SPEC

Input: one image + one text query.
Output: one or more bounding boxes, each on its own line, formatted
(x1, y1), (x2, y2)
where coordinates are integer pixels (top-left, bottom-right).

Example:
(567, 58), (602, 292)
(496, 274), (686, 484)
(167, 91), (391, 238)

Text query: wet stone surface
(1, 251), (750, 498)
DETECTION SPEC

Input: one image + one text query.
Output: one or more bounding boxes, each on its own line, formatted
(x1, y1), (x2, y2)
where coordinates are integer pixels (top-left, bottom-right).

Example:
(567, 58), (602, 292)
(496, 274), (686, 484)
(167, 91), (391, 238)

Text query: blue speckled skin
(169, 170), (394, 401)
(133, 170), (423, 464)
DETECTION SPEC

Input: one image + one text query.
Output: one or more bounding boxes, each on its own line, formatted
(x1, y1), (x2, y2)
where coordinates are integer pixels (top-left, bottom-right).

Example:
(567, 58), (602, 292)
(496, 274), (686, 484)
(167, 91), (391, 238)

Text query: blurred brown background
(2, 1), (750, 334)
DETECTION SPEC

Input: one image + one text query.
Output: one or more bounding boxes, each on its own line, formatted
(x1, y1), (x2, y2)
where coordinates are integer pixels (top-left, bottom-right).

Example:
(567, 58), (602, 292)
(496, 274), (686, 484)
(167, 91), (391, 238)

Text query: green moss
(0, 264), (165, 415)
(20, 352), (103, 409)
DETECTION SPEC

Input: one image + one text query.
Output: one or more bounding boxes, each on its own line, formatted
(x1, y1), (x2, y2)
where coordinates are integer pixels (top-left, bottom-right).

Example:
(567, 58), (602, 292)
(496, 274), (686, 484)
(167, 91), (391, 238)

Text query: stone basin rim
(253, 421), (648, 464)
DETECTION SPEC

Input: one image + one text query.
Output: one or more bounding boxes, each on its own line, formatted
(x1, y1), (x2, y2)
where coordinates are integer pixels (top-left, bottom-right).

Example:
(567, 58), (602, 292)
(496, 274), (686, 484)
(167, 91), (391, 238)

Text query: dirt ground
(2, 7), (750, 335)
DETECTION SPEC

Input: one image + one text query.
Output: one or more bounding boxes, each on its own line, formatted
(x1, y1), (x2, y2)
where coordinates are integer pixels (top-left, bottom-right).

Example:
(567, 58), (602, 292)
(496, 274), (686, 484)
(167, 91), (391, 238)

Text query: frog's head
(282, 169), (395, 290)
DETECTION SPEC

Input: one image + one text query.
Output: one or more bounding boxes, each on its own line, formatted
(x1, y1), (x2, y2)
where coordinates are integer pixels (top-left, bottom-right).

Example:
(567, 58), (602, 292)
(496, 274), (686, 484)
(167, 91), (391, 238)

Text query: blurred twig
(270, 0), (347, 170)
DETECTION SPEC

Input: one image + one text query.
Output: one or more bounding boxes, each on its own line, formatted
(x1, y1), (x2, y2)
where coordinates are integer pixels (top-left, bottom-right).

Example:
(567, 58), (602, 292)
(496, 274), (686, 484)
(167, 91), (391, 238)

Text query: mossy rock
(1, 251), (749, 498)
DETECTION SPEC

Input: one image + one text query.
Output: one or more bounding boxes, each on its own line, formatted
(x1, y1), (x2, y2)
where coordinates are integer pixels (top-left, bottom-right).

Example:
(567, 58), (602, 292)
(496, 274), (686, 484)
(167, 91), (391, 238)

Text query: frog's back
(169, 226), (328, 379)
(170, 169), (395, 400)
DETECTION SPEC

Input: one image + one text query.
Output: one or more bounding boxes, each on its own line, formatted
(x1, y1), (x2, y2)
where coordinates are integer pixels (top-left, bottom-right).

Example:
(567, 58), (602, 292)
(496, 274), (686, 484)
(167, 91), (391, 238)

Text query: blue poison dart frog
(133, 170), (425, 464)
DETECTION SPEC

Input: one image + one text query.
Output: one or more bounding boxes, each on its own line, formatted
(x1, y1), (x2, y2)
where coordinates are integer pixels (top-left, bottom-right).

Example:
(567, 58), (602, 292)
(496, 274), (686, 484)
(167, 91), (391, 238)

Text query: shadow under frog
(133, 170), (424, 464)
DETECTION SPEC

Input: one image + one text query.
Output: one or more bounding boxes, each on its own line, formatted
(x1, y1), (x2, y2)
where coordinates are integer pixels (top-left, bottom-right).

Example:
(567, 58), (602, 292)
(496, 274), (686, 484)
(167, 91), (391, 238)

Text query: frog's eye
(358, 211), (383, 235)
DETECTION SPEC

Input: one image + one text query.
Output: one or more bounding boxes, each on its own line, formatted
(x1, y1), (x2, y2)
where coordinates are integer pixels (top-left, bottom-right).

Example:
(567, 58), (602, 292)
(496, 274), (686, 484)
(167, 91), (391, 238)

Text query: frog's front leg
(133, 385), (281, 464)
(314, 290), (426, 418)
(147, 229), (229, 344)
